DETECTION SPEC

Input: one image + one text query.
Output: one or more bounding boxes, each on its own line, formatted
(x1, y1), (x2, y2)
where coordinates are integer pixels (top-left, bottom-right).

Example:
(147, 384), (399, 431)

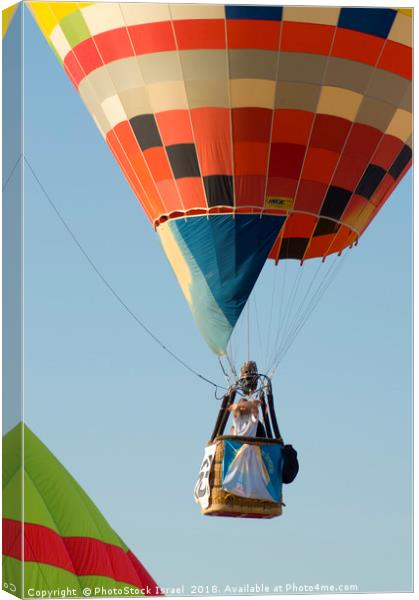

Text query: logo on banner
(194, 444), (217, 509)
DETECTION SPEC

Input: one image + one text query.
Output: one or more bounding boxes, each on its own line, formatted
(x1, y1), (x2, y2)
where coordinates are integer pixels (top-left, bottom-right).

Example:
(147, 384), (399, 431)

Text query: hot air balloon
(27, 3), (412, 518)
(28, 2), (412, 357)
(3, 424), (162, 597)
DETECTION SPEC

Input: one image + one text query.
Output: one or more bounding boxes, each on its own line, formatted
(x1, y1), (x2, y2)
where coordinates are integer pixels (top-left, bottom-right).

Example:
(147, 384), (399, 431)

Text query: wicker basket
(202, 436), (283, 519)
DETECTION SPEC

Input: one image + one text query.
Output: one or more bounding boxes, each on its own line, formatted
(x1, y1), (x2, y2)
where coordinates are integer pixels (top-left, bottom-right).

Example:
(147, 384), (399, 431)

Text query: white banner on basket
(193, 444), (217, 509)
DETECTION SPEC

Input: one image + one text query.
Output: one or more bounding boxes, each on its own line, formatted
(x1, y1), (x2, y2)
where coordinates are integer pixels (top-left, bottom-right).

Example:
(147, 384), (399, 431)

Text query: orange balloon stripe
(176, 178), (207, 211)
(129, 21), (176, 55)
(325, 226), (357, 257)
(61, 19), (413, 91)
(372, 135), (405, 170)
(155, 110), (194, 147)
(271, 110), (315, 146)
(191, 108), (233, 176)
(173, 18), (226, 50)
(378, 39), (412, 79)
(235, 175), (266, 207)
(332, 125), (382, 189)
(331, 28), (385, 66)
(106, 130), (155, 223)
(227, 19), (281, 51)
(281, 21), (335, 54)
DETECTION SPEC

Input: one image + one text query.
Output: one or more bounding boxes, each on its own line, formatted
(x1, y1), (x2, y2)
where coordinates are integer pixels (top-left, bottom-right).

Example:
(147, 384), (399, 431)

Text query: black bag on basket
(282, 444), (299, 484)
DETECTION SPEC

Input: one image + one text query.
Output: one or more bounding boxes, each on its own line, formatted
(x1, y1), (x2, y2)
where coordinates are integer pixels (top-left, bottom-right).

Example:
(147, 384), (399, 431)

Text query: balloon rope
(267, 260), (327, 375)
(275, 264), (304, 361)
(287, 256), (345, 347)
(228, 349), (237, 374)
(226, 337), (236, 377)
(247, 300), (250, 361)
(269, 262), (327, 375)
(273, 260), (322, 366)
(267, 260), (290, 369)
(265, 267), (278, 368)
(218, 357), (229, 381)
(252, 292), (264, 368)
(269, 252), (348, 378)
(2, 153), (22, 192)
(24, 156), (225, 391)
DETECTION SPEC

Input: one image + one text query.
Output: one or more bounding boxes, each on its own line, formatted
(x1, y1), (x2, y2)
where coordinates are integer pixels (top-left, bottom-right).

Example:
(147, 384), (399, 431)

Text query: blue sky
(5, 5), (413, 594)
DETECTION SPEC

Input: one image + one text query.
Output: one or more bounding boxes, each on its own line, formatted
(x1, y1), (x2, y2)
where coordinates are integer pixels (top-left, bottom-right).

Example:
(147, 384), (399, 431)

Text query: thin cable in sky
(24, 156), (225, 392)
(2, 153), (22, 192)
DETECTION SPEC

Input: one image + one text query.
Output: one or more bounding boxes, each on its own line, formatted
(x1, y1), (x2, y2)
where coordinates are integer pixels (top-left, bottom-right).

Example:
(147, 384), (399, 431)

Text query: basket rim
(214, 435), (283, 445)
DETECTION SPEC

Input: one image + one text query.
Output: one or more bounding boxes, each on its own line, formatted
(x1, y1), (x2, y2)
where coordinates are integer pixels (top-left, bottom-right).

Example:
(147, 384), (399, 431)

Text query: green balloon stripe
(3, 425), (160, 595)
(3, 557), (147, 598)
(3, 425), (127, 547)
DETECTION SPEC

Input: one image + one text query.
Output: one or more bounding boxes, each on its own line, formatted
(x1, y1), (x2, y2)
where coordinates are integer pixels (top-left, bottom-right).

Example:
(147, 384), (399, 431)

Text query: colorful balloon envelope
(29, 3), (412, 355)
(3, 424), (161, 597)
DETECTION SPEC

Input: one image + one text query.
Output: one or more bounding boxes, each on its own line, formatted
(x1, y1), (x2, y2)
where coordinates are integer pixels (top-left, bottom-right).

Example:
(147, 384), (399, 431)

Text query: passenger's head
(239, 361), (258, 392)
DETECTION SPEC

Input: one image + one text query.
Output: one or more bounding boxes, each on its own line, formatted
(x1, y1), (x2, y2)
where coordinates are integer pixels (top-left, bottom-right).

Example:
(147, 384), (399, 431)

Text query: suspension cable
(265, 265), (278, 367)
(267, 259), (324, 372)
(247, 299), (250, 361)
(218, 356), (230, 383)
(274, 263), (304, 362)
(2, 153), (22, 192)
(282, 254), (346, 357)
(253, 292), (264, 367)
(270, 259), (288, 367)
(24, 156), (226, 391)
(269, 252), (348, 378)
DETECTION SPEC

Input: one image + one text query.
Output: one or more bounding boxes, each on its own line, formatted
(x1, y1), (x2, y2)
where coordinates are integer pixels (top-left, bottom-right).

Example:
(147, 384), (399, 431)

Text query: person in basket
(228, 398), (261, 437)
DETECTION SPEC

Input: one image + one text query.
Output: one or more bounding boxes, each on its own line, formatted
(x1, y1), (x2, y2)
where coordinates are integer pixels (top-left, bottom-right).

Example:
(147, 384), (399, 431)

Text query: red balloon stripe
(3, 519), (160, 594)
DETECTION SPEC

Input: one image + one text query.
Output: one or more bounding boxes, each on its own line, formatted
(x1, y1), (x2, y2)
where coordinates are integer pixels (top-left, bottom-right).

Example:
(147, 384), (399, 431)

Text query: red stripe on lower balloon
(127, 550), (163, 595)
(3, 519), (76, 571)
(3, 518), (23, 560)
(3, 519), (162, 595)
